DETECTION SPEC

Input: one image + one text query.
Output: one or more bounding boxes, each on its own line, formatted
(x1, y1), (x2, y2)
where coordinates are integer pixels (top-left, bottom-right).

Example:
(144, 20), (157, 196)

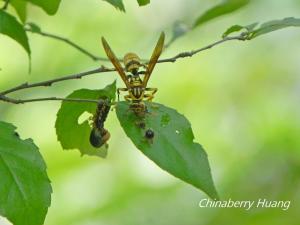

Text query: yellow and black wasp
(89, 99), (111, 148)
(101, 32), (165, 116)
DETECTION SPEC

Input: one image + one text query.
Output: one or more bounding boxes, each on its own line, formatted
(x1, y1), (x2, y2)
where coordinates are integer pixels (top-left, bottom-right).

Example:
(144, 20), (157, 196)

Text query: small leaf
(0, 10), (30, 57)
(25, 0), (61, 15)
(55, 81), (116, 157)
(0, 121), (52, 225)
(137, 0), (150, 6)
(116, 102), (219, 199)
(250, 17), (300, 39)
(222, 25), (244, 38)
(10, 0), (27, 23)
(222, 22), (258, 38)
(26, 22), (42, 33)
(222, 17), (300, 40)
(102, 0), (125, 12)
(165, 21), (190, 48)
(193, 0), (250, 28)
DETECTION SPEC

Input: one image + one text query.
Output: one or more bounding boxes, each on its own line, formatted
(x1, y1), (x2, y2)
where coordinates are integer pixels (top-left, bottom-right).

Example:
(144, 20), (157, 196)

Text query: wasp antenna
(159, 32), (166, 49)
(101, 37), (107, 45)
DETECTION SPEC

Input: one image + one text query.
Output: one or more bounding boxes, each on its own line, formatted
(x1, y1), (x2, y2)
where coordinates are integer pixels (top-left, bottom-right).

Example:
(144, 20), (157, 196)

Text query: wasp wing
(101, 37), (130, 88)
(142, 32), (165, 87)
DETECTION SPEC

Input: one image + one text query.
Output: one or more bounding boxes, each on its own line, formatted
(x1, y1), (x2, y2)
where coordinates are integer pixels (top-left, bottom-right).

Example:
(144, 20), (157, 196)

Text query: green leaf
(116, 102), (219, 199)
(222, 17), (300, 40)
(0, 10), (30, 57)
(25, 0), (61, 15)
(26, 22), (42, 33)
(250, 17), (300, 39)
(55, 81), (116, 157)
(0, 121), (52, 225)
(137, 0), (150, 6)
(10, 0), (27, 23)
(166, 21), (190, 48)
(193, 0), (250, 28)
(222, 22), (258, 38)
(103, 0), (125, 12)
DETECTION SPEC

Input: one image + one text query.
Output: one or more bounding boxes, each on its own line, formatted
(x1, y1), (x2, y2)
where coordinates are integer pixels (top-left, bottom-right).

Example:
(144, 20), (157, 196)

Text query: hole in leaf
(78, 111), (93, 125)
(175, 130), (180, 134)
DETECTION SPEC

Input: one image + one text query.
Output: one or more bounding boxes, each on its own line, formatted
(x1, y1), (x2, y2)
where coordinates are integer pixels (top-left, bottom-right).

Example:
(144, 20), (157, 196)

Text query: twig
(2, 0), (9, 10)
(25, 28), (107, 61)
(0, 34), (246, 104)
(158, 35), (246, 63)
(0, 95), (100, 104)
(25, 25), (245, 64)
(25, 28), (122, 62)
(0, 66), (115, 96)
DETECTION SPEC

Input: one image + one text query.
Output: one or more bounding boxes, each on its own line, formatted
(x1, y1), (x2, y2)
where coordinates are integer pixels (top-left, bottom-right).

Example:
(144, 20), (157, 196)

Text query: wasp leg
(124, 95), (132, 102)
(144, 88), (158, 102)
(117, 88), (128, 101)
(110, 101), (117, 111)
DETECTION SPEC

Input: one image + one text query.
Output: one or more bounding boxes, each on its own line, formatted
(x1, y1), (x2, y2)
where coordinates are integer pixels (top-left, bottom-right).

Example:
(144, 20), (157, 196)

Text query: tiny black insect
(145, 128), (154, 140)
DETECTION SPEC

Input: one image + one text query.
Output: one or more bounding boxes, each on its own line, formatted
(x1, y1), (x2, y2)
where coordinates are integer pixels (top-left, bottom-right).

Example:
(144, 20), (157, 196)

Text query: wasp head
(123, 53), (141, 76)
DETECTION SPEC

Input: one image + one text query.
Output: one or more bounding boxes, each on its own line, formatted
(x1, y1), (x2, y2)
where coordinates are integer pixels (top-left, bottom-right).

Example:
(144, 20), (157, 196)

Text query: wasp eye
(132, 68), (138, 75)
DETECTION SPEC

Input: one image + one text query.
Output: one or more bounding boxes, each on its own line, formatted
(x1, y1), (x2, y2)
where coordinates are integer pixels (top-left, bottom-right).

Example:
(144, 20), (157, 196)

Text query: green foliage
(26, 22), (42, 33)
(251, 17), (300, 39)
(137, 0), (150, 6)
(0, 10), (30, 57)
(0, 121), (52, 225)
(193, 0), (250, 28)
(25, 0), (61, 15)
(222, 22), (258, 38)
(116, 102), (219, 199)
(166, 21), (190, 47)
(55, 82), (116, 157)
(103, 0), (125, 12)
(10, 0), (27, 23)
(223, 17), (300, 39)
(102, 0), (150, 11)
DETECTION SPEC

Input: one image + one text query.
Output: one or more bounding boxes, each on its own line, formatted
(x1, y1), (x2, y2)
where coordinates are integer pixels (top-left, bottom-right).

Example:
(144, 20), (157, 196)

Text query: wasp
(89, 99), (111, 148)
(101, 32), (165, 116)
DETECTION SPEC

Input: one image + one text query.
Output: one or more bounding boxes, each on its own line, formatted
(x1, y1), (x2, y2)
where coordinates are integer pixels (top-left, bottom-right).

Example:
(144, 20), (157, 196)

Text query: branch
(0, 95), (100, 104)
(25, 27), (109, 61)
(2, 0), (9, 10)
(0, 66), (115, 96)
(158, 34), (246, 63)
(0, 33), (246, 103)
(24, 24), (245, 65)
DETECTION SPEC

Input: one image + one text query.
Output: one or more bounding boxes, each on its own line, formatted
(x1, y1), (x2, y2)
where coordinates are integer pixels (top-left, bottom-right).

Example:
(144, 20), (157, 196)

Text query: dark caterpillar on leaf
(89, 99), (111, 148)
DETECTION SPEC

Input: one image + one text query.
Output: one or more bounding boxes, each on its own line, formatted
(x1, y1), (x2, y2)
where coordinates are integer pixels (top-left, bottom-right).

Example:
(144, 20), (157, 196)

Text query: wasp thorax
(124, 53), (141, 75)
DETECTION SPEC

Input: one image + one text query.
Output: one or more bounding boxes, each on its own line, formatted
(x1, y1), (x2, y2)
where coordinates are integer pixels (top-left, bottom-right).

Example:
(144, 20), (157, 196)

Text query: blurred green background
(1, 0), (300, 224)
